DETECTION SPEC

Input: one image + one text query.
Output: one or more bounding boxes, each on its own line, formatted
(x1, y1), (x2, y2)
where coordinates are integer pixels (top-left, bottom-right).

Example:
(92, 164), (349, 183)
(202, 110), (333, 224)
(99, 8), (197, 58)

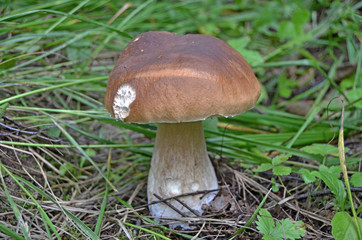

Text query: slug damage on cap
(113, 84), (136, 121)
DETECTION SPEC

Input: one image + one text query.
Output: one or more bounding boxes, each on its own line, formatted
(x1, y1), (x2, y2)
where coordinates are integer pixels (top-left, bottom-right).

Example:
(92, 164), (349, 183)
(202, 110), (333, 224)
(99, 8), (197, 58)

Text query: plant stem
(338, 105), (361, 238)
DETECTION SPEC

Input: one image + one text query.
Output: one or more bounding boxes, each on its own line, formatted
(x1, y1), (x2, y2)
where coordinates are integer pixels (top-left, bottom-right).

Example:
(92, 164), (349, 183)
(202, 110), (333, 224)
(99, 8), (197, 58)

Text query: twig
(1, 116), (62, 143)
(134, 188), (221, 209)
(172, 198), (201, 217)
(226, 188), (272, 239)
(191, 221), (206, 240)
(294, 188), (362, 201)
(228, 166), (331, 224)
(153, 193), (187, 217)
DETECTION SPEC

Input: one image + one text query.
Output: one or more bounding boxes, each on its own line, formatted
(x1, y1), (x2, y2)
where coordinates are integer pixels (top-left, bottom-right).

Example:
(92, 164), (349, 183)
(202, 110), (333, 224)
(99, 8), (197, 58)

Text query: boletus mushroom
(105, 31), (260, 225)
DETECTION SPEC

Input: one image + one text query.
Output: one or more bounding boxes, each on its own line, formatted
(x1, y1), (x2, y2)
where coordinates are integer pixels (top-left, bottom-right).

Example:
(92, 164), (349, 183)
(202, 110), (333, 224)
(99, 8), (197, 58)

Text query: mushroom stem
(148, 121), (218, 219)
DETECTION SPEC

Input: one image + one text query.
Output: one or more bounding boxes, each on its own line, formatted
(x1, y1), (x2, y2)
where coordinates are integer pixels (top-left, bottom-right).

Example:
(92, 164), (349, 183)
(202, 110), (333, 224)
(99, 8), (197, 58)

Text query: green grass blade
(1, 29), (95, 73)
(206, 129), (325, 162)
(0, 164), (61, 240)
(285, 106), (321, 148)
(44, 0), (91, 34)
(50, 116), (117, 191)
(0, 76), (106, 106)
(0, 169), (30, 240)
(0, 10), (131, 38)
(122, 222), (172, 240)
(14, 175), (101, 240)
(94, 150), (111, 236)
(91, 0), (154, 57)
(0, 223), (25, 240)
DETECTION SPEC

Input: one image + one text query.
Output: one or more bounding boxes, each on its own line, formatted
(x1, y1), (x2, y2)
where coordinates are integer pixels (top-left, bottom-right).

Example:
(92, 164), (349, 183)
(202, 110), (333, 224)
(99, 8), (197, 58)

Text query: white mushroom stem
(148, 121), (218, 219)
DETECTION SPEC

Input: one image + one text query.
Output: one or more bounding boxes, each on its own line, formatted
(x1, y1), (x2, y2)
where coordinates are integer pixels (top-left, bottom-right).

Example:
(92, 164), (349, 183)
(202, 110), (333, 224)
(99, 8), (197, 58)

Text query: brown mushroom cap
(105, 31), (261, 123)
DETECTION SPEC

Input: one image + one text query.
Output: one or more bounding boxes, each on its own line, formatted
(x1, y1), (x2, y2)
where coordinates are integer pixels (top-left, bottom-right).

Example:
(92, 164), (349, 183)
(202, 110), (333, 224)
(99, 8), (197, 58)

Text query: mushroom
(105, 31), (260, 224)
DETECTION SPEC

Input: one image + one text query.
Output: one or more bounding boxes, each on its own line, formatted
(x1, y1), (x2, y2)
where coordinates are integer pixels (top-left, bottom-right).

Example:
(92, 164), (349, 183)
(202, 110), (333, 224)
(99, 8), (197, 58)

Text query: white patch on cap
(113, 84), (136, 121)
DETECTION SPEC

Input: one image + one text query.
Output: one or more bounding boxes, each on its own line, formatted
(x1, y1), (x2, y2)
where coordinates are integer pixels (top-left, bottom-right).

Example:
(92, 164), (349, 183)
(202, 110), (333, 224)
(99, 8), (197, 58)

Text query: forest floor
(0, 1), (361, 239)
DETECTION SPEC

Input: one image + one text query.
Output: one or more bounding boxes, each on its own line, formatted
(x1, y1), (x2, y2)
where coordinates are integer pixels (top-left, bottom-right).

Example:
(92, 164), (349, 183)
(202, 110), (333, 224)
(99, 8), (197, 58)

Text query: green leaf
(255, 163), (273, 172)
(279, 8), (310, 41)
(256, 209), (306, 240)
(227, 189), (272, 239)
(59, 163), (76, 176)
(272, 183), (280, 192)
(302, 144), (337, 156)
(258, 85), (269, 104)
(46, 127), (61, 138)
(340, 76), (355, 91)
(276, 219), (305, 239)
(350, 172), (362, 187)
(238, 49), (264, 66)
(278, 76), (296, 98)
(298, 169), (316, 184)
(348, 88), (362, 108)
(302, 144), (348, 157)
(271, 178), (280, 192)
(254, 2), (281, 28)
(227, 37), (264, 65)
(80, 148), (96, 168)
(311, 170), (321, 179)
(227, 37), (250, 50)
(291, 8), (310, 26)
(332, 212), (362, 240)
(256, 209), (275, 236)
(279, 21), (297, 40)
(357, 205), (362, 215)
(66, 42), (91, 61)
(273, 165), (292, 176)
(319, 165), (342, 178)
(318, 165), (346, 210)
(272, 153), (292, 165)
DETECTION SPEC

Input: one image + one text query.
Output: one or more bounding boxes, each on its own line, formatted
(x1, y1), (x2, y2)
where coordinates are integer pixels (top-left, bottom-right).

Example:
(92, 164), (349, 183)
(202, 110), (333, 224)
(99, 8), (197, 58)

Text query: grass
(0, 0), (361, 239)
